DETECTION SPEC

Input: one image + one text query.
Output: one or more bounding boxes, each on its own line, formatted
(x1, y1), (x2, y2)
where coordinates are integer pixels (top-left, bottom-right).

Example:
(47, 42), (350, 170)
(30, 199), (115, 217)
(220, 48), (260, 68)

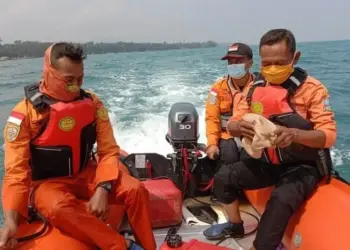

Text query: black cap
(221, 43), (253, 60)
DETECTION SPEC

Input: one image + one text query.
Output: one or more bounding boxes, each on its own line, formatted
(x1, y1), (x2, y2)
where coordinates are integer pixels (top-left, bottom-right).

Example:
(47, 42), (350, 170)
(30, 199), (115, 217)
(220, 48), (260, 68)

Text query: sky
(0, 0), (349, 44)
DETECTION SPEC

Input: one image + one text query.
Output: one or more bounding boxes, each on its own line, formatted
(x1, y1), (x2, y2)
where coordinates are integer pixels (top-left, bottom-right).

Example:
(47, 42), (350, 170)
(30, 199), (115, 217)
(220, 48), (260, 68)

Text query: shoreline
(0, 41), (218, 61)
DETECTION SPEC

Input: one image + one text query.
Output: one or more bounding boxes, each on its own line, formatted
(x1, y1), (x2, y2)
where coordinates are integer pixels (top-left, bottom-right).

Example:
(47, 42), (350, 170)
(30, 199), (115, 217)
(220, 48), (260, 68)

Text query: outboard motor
(121, 102), (213, 198)
(166, 102), (199, 151)
(165, 103), (208, 196)
(118, 103), (214, 229)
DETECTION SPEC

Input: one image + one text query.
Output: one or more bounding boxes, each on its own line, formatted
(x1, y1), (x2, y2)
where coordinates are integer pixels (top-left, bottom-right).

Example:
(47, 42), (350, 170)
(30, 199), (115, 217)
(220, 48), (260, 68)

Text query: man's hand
(0, 216), (18, 249)
(274, 126), (297, 148)
(86, 187), (109, 221)
(237, 120), (255, 140)
(206, 145), (219, 160)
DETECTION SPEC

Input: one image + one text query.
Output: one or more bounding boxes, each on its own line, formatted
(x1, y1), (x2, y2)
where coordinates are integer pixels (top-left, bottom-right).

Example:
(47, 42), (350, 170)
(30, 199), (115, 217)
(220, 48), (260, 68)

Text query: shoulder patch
(323, 96), (331, 111)
(97, 106), (109, 121)
(210, 88), (218, 96)
(7, 111), (25, 126)
(208, 88), (218, 105)
(5, 123), (20, 142)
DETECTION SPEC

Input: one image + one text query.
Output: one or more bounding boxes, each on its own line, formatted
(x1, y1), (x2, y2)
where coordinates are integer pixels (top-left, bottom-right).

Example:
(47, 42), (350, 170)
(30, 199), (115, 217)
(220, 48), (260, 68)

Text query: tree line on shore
(0, 38), (218, 59)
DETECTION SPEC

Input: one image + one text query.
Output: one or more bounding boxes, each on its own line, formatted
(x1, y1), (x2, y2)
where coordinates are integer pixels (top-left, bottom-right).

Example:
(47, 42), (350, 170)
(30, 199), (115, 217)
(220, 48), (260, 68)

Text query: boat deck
(120, 196), (260, 250)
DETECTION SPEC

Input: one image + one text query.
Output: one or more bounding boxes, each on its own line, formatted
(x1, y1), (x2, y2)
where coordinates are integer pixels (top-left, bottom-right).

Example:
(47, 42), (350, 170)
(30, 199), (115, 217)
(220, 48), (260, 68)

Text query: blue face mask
(227, 63), (247, 79)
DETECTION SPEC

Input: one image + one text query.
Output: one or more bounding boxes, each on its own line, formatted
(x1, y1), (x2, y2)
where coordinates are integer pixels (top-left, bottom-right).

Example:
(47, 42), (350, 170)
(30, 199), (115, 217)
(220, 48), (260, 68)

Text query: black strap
(252, 71), (259, 79)
(226, 72), (259, 114)
(246, 67), (308, 107)
(225, 78), (236, 116)
(223, 91), (240, 117)
(24, 83), (54, 112)
(282, 67), (308, 101)
(24, 83), (93, 112)
(25, 83), (94, 142)
(246, 72), (266, 106)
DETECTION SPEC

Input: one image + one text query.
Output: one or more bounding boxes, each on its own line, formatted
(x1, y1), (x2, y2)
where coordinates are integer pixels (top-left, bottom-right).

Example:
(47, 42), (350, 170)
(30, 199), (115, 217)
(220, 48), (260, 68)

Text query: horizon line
(1, 38), (350, 45)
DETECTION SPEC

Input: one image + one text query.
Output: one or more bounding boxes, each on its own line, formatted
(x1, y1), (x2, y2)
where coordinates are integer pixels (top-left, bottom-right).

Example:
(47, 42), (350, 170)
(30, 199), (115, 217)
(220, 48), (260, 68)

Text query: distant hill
(0, 40), (218, 60)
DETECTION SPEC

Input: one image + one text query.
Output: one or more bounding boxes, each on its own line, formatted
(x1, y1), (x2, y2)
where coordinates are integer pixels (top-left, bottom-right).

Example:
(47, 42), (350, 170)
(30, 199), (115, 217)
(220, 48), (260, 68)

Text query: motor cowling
(166, 102), (199, 150)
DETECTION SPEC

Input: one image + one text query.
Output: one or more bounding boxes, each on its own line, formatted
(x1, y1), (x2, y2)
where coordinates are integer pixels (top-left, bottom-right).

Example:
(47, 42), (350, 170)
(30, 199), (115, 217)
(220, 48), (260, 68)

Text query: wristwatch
(98, 182), (112, 192)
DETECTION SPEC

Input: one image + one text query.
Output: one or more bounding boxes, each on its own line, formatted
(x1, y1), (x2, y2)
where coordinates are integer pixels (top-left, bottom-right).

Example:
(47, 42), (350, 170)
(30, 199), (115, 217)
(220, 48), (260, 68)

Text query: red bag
(143, 179), (182, 228)
(159, 239), (233, 250)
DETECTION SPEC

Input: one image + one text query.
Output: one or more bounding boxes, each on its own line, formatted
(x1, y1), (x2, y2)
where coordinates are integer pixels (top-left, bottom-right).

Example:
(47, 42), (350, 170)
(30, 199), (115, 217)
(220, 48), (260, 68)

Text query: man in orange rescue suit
(203, 29), (336, 250)
(0, 43), (156, 250)
(205, 43), (255, 167)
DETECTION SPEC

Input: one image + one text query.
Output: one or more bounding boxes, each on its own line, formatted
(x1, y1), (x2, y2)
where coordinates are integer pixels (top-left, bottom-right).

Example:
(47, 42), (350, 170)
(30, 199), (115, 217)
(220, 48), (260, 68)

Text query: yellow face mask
(261, 63), (294, 85)
(66, 83), (80, 93)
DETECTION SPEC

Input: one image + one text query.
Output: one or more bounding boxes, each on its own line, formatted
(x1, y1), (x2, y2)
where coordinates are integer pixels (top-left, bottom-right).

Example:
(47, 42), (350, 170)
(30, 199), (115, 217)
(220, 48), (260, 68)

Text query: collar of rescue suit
(227, 73), (253, 93)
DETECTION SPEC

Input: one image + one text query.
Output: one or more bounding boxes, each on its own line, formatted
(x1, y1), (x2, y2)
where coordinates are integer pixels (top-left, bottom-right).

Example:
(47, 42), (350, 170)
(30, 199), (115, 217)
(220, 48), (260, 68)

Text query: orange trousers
(32, 162), (156, 250)
(14, 221), (96, 250)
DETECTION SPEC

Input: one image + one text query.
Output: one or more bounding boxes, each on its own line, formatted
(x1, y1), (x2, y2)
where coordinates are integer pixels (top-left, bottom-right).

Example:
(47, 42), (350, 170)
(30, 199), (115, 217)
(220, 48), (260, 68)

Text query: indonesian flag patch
(7, 111), (25, 126)
(209, 88), (218, 104)
(228, 45), (238, 52)
(5, 111), (25, 142)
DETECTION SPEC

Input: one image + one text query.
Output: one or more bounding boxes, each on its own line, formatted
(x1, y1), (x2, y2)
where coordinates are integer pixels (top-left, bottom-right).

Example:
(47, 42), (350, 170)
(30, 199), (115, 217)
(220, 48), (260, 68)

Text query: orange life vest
(246, 67), (333, 179)
(24, 83), (97, 181)
(220, 72), (258, 131)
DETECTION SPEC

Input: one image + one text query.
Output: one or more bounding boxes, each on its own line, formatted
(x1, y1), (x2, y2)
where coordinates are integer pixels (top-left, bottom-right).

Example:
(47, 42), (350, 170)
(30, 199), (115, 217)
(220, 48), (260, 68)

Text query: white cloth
(241, 113), (278, 158)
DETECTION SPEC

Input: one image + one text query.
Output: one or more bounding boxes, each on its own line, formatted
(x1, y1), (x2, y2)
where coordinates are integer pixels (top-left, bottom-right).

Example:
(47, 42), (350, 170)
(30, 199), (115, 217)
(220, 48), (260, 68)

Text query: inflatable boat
(4, 102), (350, 250)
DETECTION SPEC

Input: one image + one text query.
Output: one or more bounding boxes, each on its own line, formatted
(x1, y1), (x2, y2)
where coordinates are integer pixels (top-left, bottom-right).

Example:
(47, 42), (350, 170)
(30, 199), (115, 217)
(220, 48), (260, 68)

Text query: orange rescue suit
(205, 74), (253, 147)
(229, 67), (336, 178)
(2, 84), (156, 250)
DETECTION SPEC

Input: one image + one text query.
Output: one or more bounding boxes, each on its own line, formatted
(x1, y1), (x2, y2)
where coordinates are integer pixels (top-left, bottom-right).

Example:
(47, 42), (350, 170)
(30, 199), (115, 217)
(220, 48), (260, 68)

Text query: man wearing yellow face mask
(203, 29), (336, 250)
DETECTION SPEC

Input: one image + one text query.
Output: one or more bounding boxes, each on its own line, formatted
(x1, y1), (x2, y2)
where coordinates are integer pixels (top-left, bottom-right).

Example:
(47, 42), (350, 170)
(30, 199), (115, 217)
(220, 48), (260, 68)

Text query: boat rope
(15, 210), (49, 243)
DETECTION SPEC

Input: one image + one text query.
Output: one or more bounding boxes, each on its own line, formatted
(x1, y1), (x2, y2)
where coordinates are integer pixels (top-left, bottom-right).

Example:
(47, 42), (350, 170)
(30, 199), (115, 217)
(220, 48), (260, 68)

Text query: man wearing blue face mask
(205, 43), (255, 170)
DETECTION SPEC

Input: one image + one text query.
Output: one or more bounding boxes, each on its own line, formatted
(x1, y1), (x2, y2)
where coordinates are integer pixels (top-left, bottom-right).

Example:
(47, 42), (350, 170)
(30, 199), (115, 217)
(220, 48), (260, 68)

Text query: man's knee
(213, 164), (239, 204)
(119, 174), (148, 200)
(128, 178), (146, 198)
(271, 167), (319, 211)
(269, 188), (302, 212)
(214, 164), (233, 186)
(34, 182), (77, 219)
(219, 139), (239, 164)
(269, 182), (316, 212)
